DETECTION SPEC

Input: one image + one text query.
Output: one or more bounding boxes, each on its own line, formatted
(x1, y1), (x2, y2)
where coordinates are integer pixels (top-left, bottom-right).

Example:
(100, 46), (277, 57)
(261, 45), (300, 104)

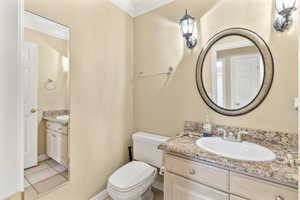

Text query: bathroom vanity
(159, 122), (298, 200)
(164, 154), (297, 200)
(43, 111), (69, 168)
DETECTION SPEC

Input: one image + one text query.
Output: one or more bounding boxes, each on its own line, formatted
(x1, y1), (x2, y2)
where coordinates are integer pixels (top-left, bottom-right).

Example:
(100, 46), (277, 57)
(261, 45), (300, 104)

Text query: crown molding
(110, 0), (135, 17)
(133, 0), (175, 17)
(24, 11), (70, 40)
(110, 0), (175, 17)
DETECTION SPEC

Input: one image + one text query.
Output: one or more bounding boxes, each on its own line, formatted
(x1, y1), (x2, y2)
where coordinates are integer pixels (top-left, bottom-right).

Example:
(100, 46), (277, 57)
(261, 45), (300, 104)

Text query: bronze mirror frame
(196, 28), (274, 116)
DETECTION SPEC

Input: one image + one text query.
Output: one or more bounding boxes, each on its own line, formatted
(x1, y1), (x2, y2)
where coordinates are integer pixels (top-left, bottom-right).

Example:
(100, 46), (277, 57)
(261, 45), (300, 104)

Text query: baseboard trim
(152, 180), (164, 192)
(89, 189), (109, 200)
(38, 154), (49, 162)
(89, 183), (162, 200)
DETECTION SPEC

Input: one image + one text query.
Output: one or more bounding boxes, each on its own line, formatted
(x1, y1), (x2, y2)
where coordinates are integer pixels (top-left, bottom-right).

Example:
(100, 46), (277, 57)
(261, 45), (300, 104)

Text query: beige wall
(6, 0), (134, 199)
(25, 28), (70, 155)
(134, 0), (298, 136)
(6, 0), (298, 199)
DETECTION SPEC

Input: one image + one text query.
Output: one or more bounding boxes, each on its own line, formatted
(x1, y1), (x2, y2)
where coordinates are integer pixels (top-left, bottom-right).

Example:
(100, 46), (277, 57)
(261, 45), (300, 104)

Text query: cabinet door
(56, 134), (68, 168)
(46, 132), (53, 158)
(46, 131), (58, 161)
(165, 172), (229, 200)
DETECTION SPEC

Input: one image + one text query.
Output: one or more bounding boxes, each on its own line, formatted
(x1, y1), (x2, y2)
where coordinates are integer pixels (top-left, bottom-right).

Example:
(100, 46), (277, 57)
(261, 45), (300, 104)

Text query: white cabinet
(164, 154), (298, 200)
(46, 122), (68, 168)
(46, 131), (54, 158)
(165, 172), (229, 200)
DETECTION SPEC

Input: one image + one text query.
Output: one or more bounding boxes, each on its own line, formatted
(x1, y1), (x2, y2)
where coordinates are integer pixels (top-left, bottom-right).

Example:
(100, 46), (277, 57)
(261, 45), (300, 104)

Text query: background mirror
(23, 11), (70, 199)
(202, 36), (264, 110)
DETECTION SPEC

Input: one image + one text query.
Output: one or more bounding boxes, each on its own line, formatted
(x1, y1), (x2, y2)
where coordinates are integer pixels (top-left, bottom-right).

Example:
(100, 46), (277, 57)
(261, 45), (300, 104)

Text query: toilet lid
(108, 161), (156, 191)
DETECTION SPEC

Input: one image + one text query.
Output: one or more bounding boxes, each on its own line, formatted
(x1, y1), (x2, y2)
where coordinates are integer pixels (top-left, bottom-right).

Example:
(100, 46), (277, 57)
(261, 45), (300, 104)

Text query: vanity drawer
(46, 121), (68, 134)
(230, 172), (298, 200)
(165, 154), (229, 191)
(165, 172), (229, 200)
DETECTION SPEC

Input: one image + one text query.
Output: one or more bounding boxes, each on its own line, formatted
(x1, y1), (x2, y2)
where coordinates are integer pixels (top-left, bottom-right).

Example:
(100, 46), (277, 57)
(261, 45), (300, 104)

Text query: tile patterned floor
(105, 188), (163, 200)
(153, 188), (163, 200)
(24, 159), (68, 200)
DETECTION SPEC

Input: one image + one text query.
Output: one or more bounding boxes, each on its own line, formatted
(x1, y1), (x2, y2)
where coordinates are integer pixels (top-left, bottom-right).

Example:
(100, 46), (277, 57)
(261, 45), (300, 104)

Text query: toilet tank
(133, 132), (170, 168)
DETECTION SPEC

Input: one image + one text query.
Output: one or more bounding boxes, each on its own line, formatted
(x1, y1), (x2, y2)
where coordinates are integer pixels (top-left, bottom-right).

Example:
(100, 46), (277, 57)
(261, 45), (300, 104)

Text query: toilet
(107, 132), (170, 200)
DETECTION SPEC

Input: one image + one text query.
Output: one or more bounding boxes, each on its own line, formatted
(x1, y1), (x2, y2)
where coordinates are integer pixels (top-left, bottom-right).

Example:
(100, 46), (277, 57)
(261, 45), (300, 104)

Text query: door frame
(17, 0), (25, 193)
(298, 9), (300, 195)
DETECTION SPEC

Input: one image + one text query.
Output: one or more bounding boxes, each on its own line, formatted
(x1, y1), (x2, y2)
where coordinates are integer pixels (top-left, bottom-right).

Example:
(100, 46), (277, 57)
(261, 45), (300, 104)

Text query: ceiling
(110, 0), (176, 17)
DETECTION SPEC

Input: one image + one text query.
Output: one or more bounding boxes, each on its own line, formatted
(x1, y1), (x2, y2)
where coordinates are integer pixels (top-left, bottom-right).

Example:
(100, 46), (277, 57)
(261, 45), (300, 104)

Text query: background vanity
(43, 110), (69, 168)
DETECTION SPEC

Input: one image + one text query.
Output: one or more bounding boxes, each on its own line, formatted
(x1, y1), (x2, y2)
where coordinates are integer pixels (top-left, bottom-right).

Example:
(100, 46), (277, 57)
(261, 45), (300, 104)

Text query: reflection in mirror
(202, 36), (264, 110)
(196, 28), (274, 116)
(23, 11), (70, 199)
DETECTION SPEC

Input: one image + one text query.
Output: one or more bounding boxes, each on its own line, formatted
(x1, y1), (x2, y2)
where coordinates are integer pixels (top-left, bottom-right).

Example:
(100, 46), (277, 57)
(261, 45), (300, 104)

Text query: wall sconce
(274, 0), (297, 32)
(180, 9), (197, 49)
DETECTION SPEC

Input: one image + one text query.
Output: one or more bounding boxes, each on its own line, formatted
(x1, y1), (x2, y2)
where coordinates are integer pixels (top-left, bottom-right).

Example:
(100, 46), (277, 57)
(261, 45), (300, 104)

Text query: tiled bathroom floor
(24, 159), (68, 199)
(105, 188), (163, 200)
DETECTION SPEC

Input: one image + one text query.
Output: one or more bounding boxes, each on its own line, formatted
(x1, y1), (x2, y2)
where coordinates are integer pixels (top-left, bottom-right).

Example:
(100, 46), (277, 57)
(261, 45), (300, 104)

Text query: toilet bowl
(107, 161), (157, 200)
(107, 132), (170, 200)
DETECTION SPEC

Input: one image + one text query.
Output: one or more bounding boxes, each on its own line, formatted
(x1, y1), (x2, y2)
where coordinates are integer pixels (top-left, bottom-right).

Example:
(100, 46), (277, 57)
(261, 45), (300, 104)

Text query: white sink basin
(196, 137), (276, 162)
(56, 115), (69, 121)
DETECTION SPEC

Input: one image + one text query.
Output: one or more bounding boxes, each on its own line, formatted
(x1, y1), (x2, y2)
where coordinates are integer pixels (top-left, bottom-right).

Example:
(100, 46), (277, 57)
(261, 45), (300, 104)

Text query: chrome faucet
(217, 128), (248, 142)
(236, 130), (248, 142)
(216, 128), (229, 140)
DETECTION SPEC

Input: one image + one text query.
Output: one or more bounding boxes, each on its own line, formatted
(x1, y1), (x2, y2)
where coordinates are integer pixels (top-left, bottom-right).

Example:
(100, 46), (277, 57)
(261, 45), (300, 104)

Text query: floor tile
(24, 186), (38, 200)
(60, 170), (69, 179)
(33, 174), (67, 194)
(105, 188), (163, 200)
(46, 159), (66, 173)
(153, 188), (163, 200)
(24, 162), (48, 176)
(24, 178), (31, 188)
(25, 166), (58, 185)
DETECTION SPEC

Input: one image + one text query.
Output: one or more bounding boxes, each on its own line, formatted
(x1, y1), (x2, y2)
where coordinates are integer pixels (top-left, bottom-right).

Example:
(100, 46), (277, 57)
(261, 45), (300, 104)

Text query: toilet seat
(107, 161), (157, 200)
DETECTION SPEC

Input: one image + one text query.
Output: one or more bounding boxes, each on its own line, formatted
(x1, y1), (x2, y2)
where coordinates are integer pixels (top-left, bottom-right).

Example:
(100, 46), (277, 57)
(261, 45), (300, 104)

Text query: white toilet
(107, 132), (169, 200)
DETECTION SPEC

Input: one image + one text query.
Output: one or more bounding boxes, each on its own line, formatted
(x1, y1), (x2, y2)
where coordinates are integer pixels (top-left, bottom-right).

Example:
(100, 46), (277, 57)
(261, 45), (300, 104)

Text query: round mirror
(196, 28), (274, 116)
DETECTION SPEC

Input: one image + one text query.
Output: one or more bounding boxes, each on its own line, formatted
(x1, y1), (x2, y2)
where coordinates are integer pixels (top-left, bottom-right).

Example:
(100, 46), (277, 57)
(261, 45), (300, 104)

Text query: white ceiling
(110, 0), (176, 17)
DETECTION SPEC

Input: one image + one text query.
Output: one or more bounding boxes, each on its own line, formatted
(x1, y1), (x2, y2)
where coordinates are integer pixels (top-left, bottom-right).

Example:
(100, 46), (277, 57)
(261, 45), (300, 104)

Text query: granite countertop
(43, 116), (69, 125)
(159, 133), (298, 189)
(43, 110), (69, 125)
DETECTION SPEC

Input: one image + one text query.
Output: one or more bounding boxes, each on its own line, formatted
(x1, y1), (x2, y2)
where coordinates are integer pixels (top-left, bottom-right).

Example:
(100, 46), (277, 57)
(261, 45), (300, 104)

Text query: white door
(230, 54), (262, 109)
(23, 42), (38, 169)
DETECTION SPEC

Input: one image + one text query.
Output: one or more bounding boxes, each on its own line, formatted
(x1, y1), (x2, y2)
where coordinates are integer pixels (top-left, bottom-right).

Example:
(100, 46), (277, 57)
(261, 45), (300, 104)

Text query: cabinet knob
(188, 169), (196, 175)
(275, 195), (284, 200)
(30, 108), (37, 113)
